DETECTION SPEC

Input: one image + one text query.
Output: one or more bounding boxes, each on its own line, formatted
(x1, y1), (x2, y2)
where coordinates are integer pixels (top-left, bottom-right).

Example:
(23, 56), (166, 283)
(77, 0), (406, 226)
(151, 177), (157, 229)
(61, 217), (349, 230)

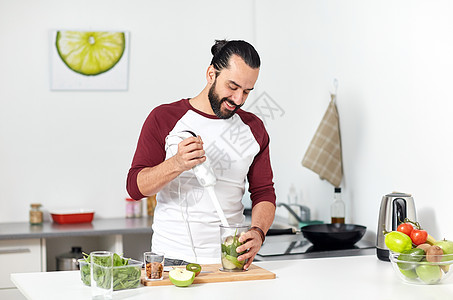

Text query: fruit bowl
(389, 250), (453, 285)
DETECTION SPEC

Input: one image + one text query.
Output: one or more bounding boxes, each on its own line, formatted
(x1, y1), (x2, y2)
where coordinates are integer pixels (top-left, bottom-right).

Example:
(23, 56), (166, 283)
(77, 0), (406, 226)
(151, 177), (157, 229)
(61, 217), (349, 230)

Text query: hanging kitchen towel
(302, 94), (343, 187)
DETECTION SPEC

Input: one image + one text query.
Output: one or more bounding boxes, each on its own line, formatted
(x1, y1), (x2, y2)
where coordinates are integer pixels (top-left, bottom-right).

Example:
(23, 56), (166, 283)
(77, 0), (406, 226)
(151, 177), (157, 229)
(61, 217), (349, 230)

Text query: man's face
(208, 55), (259, 119)
(208, 78), (241, 119)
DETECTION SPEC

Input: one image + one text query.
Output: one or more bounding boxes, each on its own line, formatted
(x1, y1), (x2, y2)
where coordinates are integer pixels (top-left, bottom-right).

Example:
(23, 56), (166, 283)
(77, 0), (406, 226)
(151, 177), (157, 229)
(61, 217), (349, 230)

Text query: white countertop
(0, 217), (153, 240)
(11, 255), (453, 300)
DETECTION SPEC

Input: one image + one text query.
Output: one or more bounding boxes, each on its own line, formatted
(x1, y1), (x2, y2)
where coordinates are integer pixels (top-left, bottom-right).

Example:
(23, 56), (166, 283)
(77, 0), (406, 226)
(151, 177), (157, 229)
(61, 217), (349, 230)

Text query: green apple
(434, 239), (453, 273)
(385, 231), (412, 253)
(221, 254), (244, 270)
(169, 268), (195, 287)
(399, 268), (418, 279)
(415, 263), (442, 284)
(397, 248), (424, 270)
(434, 239), (453, 255)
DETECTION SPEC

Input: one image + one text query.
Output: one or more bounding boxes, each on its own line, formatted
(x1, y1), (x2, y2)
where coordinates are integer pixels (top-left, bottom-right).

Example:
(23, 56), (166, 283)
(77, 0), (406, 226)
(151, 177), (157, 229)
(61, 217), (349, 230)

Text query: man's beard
(208, 80), (242, 119)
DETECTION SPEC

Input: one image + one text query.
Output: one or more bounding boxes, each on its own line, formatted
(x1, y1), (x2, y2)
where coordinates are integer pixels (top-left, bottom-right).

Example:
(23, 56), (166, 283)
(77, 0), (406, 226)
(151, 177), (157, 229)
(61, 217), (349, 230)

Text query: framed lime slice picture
(56, 31), (125, 76)
(50, 30), (129, 91)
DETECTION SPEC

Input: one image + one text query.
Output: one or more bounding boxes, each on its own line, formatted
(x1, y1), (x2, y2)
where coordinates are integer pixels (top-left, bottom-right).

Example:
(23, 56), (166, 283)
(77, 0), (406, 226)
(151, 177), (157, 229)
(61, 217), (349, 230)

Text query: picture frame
(50, 30), (130, 91)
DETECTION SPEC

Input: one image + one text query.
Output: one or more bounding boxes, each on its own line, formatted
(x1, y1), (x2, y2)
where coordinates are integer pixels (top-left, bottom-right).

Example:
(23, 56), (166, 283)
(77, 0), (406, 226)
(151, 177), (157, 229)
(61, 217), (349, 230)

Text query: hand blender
(165, 130), (229, 226)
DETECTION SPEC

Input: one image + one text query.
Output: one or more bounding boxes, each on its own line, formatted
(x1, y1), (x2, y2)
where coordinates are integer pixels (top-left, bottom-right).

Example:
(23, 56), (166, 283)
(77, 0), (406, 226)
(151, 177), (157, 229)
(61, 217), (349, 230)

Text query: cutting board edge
(140, 263), (275, 286)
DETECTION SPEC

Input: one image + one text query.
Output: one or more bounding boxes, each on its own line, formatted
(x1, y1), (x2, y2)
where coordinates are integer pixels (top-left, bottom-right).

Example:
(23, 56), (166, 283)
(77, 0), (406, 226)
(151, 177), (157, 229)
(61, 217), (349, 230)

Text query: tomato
(410, 229), (428, 245)
(385, 231), (413, 253)
(397, 223), (414, 237)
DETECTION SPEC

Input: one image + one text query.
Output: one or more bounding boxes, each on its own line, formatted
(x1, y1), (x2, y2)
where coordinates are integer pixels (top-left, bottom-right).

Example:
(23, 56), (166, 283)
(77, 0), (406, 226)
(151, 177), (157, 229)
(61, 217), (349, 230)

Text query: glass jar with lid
(125, 198), (142, 218)
(30, 203), (43, 225)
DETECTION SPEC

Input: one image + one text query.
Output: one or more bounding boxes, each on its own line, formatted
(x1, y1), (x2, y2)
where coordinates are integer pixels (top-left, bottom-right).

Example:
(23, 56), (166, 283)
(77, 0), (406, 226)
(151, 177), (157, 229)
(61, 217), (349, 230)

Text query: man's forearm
(137, 156), (182, 197)
(251, 201), (276, 234)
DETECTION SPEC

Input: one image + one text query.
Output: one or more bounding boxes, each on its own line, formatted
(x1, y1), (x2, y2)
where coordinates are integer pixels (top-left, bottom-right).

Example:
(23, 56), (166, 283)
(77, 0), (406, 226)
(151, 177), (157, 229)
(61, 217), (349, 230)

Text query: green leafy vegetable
(79, 252), (140, 290)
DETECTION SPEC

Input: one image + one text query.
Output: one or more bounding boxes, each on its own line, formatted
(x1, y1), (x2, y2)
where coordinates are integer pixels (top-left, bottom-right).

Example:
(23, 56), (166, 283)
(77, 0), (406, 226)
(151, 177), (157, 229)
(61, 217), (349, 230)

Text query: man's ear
(206, 65), (217, 84)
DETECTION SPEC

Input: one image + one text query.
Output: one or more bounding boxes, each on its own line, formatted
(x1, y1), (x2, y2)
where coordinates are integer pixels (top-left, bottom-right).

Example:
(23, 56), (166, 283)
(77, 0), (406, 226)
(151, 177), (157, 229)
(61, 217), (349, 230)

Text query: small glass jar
(125, 198), (142, 218)
(30, 203), (43, 225)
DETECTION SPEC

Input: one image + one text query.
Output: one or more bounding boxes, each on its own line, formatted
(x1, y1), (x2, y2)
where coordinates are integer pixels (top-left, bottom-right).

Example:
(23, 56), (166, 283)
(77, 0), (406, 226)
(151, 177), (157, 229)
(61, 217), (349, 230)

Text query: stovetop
(255, 233), (376, 261)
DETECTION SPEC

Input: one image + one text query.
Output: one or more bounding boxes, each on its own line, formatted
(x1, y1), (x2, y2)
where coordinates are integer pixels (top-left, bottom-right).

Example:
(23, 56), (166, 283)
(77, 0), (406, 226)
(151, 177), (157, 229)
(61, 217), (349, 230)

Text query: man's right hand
(136, 136), (207, 197)
(172, 136), (207, 172)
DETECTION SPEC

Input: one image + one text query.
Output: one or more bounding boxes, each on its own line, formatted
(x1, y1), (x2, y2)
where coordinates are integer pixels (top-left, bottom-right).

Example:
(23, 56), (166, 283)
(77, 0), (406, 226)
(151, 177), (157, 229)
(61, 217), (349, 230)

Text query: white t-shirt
(127, 99), (275, 264)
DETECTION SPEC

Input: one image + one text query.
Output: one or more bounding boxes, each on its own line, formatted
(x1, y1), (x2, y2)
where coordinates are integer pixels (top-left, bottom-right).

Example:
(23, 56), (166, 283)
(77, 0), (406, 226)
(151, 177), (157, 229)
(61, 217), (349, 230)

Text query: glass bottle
(30, 203), (43, 225)
(287, 184), (301, 226)
(331, 187), (345, 224)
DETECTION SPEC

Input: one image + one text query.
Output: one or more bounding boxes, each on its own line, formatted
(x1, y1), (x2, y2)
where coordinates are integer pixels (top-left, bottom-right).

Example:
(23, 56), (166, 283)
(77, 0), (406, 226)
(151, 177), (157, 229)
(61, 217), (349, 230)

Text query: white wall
(255, 0), (453, 241)
(0, 0), (255, 220)
(1, 0), (452, 243)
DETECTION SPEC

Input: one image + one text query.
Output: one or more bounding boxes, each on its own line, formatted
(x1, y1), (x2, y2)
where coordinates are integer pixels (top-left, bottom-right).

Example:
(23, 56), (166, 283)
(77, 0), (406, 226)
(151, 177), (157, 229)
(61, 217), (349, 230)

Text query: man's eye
(229, 86), (237, 90)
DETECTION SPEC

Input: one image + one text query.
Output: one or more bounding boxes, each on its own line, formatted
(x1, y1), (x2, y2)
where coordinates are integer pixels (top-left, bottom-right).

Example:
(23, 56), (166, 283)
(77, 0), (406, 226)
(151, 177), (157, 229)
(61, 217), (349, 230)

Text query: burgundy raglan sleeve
(246, 118), (276, 208)
(126, 108), (167, 200)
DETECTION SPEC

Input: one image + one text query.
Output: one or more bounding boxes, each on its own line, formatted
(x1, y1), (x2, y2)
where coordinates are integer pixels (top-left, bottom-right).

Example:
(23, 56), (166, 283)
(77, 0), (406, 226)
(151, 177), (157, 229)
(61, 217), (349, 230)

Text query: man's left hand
(236, 229), (263, 270)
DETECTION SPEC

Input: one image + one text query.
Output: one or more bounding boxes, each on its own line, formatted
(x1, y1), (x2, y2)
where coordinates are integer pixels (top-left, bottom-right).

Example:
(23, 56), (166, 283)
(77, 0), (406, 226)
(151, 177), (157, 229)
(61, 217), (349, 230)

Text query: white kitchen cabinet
(0, 238), (44, 299)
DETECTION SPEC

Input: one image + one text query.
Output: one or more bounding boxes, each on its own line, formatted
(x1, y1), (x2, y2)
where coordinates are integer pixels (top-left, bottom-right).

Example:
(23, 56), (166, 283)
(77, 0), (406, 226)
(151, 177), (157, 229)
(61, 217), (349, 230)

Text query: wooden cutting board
(141, 264), (275, 286)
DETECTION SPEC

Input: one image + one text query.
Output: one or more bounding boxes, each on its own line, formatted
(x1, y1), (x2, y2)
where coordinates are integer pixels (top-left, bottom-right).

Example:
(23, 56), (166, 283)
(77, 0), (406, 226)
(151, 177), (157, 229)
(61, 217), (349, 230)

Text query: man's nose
(231, 90), (244, 105)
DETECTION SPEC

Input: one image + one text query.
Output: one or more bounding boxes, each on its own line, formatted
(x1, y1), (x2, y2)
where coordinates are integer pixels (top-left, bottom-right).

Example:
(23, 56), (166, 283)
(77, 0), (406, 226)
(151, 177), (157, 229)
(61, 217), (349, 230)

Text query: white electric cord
(176, 173), (198, 263)
(165, 134), (198, 262)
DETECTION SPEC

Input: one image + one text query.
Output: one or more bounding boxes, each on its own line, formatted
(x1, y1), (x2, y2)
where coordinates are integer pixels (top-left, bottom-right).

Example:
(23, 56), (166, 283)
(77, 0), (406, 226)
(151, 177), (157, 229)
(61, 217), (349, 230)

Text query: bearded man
(127, 40), (276, 269)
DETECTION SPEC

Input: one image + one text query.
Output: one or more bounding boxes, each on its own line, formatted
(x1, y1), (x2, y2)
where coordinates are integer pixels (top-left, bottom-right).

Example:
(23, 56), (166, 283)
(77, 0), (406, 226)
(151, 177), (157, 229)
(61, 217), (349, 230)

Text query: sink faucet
(277, 203), (311, 223)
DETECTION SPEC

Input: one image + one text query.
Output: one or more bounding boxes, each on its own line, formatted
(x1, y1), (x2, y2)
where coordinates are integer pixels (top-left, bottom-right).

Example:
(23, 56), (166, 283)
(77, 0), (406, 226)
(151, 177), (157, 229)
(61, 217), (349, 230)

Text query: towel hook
(331, 78), (338, 102)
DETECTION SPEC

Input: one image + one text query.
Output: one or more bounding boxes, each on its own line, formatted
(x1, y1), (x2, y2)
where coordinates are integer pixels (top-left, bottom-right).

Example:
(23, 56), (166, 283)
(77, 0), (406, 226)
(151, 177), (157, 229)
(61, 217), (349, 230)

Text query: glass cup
(220, 224), (250, 272)
(90, 251), (113, 300)
(144, 252), (164, 280)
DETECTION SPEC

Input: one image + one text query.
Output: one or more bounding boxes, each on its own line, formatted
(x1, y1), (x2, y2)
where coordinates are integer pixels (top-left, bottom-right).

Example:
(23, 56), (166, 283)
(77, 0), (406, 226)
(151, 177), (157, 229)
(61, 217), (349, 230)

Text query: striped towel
(302, 94), (343, 187)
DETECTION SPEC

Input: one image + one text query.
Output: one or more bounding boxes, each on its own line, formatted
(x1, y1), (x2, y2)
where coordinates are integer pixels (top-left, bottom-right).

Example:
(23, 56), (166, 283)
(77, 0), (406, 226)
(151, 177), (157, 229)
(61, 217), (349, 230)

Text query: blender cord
(177, 175), (198, 263)
(166, 134), (197, 262)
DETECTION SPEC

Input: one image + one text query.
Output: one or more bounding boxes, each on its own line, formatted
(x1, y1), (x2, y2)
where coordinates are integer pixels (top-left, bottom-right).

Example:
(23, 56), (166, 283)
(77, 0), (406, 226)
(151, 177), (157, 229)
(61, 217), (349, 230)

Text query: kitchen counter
(0, 217), (153, 240)
(11, 255), (453, 300)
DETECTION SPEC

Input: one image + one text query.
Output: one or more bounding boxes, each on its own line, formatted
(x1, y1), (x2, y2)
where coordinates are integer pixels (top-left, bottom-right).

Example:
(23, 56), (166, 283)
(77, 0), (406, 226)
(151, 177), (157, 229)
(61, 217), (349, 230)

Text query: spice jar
(125, 198), (142, 218)
(30, 203), (43, 225)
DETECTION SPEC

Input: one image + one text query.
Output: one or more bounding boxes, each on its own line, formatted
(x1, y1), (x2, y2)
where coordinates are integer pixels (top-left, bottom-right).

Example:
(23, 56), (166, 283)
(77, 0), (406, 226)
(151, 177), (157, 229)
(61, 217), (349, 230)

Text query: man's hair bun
(211, 39), (229, 57)
(210, 39), (260, 72)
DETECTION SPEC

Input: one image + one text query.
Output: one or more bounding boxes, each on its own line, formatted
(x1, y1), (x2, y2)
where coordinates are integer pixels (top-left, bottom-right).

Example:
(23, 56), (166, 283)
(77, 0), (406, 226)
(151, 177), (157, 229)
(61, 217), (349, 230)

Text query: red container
(50, 209), (95, 224)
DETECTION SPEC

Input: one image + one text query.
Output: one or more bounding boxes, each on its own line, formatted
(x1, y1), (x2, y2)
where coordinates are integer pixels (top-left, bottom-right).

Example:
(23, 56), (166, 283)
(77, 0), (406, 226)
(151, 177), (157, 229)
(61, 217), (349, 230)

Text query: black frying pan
(301, 224), (366, 249)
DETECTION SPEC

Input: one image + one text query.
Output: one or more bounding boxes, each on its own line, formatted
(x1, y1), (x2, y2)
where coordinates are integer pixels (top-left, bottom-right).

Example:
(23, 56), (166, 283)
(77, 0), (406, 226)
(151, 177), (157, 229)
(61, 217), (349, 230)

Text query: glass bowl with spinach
(220, 224), (250, 272)
(79, 252), (141, 290)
